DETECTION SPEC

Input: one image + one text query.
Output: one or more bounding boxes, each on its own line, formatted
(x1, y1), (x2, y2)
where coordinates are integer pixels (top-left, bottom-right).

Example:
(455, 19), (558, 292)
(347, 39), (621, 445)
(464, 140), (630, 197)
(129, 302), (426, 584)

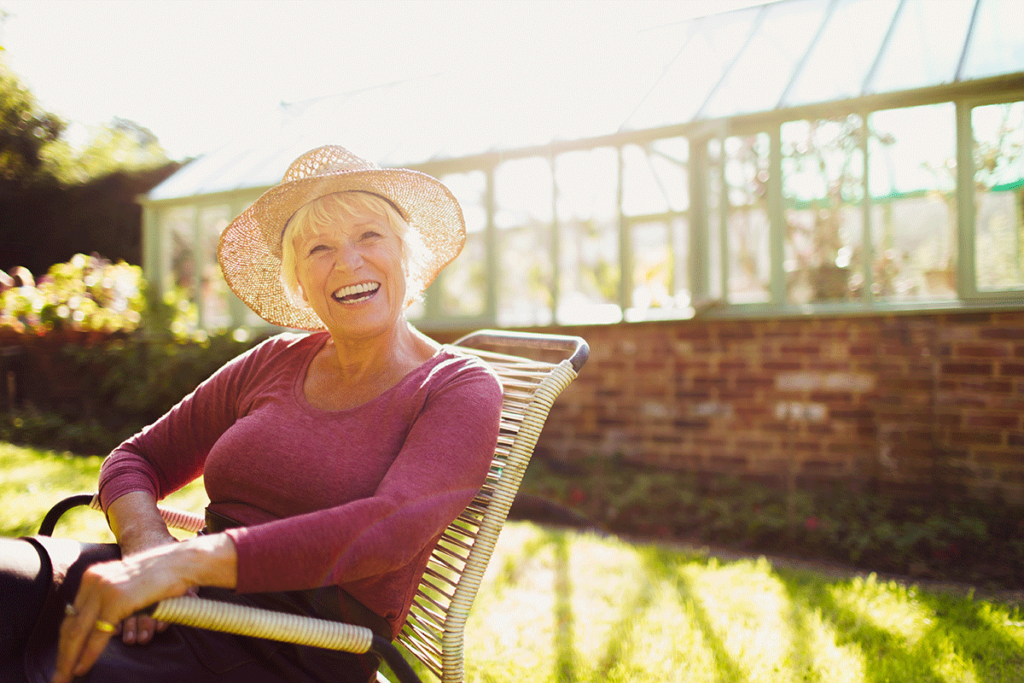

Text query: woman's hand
(52, 531), (238, 683)
(117, 532), (183, 646)
(52, 541), (193, 683)
(103, 491), (181, 647)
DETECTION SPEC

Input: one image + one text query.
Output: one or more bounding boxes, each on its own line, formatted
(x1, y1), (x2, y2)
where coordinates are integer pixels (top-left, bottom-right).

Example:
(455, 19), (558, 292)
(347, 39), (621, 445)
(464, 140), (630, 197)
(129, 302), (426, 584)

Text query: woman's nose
(335, 243), (363, 270)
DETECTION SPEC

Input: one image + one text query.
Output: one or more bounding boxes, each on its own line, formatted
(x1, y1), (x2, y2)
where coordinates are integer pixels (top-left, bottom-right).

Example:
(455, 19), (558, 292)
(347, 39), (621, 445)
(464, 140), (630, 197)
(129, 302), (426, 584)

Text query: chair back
(397, 330), (587, 683)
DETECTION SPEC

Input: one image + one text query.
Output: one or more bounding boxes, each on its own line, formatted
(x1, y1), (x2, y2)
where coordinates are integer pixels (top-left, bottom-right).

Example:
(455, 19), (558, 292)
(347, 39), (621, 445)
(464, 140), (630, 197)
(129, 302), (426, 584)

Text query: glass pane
(869, 0), (974, 93)
(626, 217), (689, 320)
(707, 138), (724, 302)
(782, 117), (864, 303)
(961, 0), (1024, 80)
(704, 0), (828, 118)
(725, 133), (771, 303)
(973, 100), (1024, 291)
(868, 104), (956, 300)
(198, 205), (232, 330)
(495, 158), (553, 326)
(626, 7), (762, 130)
(785, 0), (900, 107)
(556, 148), (620, 324)
(622, 138), (689, 217)
(438, 171), (487, 317)
(163, 205), (196, 297)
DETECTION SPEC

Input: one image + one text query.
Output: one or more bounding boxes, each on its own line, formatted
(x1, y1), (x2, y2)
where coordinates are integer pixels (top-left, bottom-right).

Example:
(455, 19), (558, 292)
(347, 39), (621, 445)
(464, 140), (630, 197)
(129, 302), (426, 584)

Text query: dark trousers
(0, 536), (381, 683)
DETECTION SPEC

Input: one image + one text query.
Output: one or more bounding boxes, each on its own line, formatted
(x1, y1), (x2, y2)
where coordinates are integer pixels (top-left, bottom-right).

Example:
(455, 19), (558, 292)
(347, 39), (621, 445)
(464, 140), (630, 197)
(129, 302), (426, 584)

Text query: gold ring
(93, 619), (117, 633)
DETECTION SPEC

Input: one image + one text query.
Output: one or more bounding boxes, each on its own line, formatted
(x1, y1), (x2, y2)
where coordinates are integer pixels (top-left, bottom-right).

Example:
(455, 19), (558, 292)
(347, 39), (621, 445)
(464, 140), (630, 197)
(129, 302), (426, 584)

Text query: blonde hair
(279, 192), (429, 310)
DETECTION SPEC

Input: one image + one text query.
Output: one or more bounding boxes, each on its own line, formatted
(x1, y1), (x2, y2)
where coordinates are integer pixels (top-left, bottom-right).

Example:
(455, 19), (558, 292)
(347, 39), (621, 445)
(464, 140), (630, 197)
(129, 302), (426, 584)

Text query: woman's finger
(121, 614), (138, 644)
(52, 602), (118, 683)
(129, 613), (164, 644)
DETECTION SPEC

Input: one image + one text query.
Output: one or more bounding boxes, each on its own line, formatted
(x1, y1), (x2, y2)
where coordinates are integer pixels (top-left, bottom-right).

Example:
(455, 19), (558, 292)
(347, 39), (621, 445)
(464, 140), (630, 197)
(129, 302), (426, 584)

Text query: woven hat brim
(218, 169), (466, 330)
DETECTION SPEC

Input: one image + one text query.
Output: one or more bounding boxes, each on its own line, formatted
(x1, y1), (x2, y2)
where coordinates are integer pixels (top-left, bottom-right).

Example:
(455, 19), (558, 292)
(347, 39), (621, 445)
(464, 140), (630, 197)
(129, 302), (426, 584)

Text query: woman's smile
(332, 281), (381, 304)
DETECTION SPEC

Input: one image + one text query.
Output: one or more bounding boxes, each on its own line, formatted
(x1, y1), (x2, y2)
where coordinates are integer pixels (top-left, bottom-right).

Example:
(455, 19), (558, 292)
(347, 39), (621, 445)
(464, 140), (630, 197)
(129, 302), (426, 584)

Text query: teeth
(333, 282), (380, 302)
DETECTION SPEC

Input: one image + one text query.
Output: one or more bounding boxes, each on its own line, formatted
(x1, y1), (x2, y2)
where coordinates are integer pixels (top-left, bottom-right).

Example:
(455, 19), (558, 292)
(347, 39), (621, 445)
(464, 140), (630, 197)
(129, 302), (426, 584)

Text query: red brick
(947, 378), (1013, 393)
(830, 408), (874, 420)
(955, 343), (1011, 358)
(965, 413), (1020, 429)
(981, 327), (1024, 340)
(941, 361), (995, 375)
(779, 345), (821, 355)
(973, 450), (1018, 465)
(673, 326), (714, 340)
(1000, 363), (1024, 376)
(935, 394), (989, 408)
(951, 313), (996, 325)
(802, 460), (848, 475)
(849, 344), (878, 356)
(947, 431), (1004, 445)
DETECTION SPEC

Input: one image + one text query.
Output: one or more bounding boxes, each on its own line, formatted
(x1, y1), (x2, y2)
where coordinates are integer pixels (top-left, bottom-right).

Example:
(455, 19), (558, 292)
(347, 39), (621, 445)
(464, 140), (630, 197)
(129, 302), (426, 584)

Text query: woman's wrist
(178, 533), (238, 590)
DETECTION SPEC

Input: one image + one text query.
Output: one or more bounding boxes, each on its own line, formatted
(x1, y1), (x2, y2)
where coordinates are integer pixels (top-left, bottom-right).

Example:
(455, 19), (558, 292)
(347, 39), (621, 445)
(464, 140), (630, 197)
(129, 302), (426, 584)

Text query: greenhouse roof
(149, 0), (1024, 203)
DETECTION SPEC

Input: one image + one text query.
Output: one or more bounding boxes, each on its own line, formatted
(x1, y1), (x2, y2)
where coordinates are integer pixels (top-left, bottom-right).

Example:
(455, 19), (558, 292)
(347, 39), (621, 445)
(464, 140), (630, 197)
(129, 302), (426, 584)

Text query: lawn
(2, 442), (1023, 682)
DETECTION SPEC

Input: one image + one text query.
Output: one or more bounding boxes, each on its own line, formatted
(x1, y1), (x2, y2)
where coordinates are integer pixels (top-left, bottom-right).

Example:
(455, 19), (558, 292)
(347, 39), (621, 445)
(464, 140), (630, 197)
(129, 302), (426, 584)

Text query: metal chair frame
(40, 329), (588, 683)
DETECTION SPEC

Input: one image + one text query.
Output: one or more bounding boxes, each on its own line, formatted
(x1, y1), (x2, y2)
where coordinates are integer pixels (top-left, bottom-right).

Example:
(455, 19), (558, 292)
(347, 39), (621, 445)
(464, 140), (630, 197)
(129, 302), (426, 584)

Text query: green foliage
(521, 458), (1024, 590)
(0, 253), (146, 335)
(42, 117), (171, 185)
(0, 45), (168, 187)
(0, 254), (263, 453)
(69, 327), (260, 429)
(0, 55), (64, 184)
(0, 410), (132, 456)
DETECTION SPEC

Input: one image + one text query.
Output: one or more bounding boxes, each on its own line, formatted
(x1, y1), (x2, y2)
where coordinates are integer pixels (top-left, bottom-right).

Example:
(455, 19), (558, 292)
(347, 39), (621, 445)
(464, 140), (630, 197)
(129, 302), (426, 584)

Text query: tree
(0, 46), (65, 185)
(0, 32), (178, 273)
(44, 117), (172, 184)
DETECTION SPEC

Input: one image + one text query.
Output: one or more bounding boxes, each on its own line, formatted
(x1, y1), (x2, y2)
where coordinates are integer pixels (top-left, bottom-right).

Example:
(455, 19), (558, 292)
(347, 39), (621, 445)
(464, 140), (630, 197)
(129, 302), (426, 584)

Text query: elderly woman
(0, 146), (503, 683)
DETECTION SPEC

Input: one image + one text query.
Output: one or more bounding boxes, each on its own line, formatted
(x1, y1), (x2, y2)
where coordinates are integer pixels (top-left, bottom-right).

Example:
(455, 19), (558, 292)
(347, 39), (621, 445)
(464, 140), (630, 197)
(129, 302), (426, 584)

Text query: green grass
(0, 441), (208, 540)
(3, 442), (1022, 682)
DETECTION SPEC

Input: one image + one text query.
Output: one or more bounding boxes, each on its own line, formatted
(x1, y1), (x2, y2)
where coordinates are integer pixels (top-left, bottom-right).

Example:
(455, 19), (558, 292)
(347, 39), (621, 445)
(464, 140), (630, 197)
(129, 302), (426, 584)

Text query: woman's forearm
(106, 491), (238, 589)
(106, 491), (176, 555)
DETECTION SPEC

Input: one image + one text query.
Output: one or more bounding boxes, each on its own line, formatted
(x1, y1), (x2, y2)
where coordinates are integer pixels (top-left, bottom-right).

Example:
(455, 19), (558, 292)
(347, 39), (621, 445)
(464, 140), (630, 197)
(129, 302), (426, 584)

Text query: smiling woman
(0, 145), (504, 683)
(280, 192), (431, 312)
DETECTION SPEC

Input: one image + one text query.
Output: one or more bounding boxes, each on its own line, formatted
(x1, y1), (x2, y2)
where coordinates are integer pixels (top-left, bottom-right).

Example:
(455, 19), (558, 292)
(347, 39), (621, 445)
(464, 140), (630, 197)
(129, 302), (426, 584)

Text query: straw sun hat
(218, 145), (466, 330)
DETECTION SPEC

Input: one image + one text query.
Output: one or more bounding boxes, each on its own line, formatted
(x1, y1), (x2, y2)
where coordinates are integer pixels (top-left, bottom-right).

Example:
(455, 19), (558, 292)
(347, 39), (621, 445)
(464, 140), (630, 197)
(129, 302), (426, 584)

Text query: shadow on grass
(637, 546), (749, 683)
(553, 533), (576, 683)
(781, 575), (1024, 683)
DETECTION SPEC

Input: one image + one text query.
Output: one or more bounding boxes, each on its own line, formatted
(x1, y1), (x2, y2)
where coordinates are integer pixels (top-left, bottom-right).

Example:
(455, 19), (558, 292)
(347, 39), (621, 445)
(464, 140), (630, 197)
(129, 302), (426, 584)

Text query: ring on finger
(64, 603), (78, 618)
(93, 619), (117, 633)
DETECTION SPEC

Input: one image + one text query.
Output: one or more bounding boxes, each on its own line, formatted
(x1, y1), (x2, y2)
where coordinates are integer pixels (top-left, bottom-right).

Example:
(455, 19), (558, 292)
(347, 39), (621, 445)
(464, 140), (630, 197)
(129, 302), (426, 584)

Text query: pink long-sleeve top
(98, 331), (503, 637)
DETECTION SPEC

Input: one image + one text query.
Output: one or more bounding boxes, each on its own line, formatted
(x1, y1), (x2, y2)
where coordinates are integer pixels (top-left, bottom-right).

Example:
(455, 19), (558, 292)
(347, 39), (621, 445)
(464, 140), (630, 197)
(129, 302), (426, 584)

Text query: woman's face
(291, 202), (408, 340)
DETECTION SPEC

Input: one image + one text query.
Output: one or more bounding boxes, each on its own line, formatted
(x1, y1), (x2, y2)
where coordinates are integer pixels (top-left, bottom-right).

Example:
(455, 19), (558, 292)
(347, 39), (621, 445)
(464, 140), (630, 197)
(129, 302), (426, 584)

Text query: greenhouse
(140, 0), (1024, 333)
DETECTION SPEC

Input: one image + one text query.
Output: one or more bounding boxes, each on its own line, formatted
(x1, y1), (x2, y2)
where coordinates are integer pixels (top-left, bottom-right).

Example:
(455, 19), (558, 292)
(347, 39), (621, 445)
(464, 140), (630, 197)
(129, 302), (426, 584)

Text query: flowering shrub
(0, 254), (263, 453)
(0, 254), (145, 336)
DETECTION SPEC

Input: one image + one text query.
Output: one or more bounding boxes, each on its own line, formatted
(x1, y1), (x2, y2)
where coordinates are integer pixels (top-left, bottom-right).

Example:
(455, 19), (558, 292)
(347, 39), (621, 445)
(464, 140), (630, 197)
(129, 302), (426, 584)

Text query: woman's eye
(362, 231), (383, 241)
(308, 244), (329, 255)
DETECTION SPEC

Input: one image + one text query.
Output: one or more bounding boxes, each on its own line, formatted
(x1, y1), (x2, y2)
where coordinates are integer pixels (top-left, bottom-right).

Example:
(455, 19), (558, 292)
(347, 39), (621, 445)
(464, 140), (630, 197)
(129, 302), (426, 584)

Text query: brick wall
(441, 310), (1024, 504)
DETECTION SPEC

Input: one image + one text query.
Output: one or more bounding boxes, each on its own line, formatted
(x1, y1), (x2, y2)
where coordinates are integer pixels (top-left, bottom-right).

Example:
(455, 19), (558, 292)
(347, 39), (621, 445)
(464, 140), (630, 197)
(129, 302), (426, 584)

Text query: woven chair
(39, 329), (589, 683)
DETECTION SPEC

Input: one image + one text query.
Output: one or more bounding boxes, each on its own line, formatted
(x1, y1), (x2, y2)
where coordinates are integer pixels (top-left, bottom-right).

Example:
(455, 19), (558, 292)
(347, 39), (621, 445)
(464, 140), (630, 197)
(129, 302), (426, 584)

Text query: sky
(0, 0), (764, 160)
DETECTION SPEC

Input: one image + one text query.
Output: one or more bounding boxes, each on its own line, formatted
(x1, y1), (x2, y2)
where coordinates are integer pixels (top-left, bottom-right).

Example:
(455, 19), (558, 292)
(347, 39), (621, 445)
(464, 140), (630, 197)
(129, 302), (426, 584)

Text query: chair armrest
(151, 596), (422, 683)
(38, 493), (206, 536)
(452, 329), (590, 372)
